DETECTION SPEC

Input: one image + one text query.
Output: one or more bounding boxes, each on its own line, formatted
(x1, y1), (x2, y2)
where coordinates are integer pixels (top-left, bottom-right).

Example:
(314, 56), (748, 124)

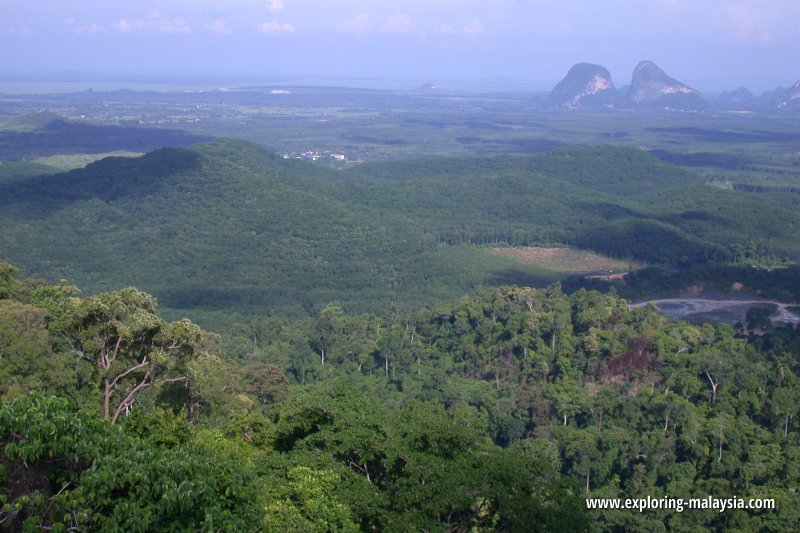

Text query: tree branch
(108, 335), (124, 366)
(110, 371), (187, 424)
(62, 333), (88, 361)
(109, 358), (149, 389)
(111, 366), (153, 424)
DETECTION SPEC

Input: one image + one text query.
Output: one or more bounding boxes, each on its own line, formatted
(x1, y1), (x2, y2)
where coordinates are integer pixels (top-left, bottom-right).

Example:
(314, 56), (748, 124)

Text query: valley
(1, 78), (800, 532)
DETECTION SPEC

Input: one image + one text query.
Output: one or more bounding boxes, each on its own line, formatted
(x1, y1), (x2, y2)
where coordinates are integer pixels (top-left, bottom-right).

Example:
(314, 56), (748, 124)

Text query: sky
(1, 0), (799, 92)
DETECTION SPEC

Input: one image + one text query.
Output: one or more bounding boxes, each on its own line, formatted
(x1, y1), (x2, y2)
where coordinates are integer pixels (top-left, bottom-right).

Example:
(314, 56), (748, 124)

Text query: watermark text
(586, 496), (775, 513)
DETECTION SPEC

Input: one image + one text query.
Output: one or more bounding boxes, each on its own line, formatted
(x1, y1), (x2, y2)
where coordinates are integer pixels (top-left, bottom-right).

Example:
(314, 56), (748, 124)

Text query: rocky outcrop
(628, 60), (706, 110)
(777, 80), (800, 109)
(544, 63), (621, 109)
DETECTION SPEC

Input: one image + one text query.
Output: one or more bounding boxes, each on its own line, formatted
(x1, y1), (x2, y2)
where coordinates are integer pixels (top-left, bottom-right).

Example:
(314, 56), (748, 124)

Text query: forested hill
(1, 138), (800, 324)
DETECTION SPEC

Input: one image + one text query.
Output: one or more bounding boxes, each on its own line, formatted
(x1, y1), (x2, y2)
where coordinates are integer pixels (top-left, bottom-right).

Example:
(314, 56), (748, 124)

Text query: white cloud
(1, 25), (32, 36)
(65, 17), (104, 34)
(336, 13), (417, 35)
(726, 4), (775, 44)
(74, 24), (106, 34)
(441, 19), (484, 36)
(158, 17), (191, 34)
(460, 19), (484, 36)
(114, 13), (191, 35)
(382, 13), (414, 34)
(115, 19), (143, 33)
(337, 13), (372, 33)
(266, 0), (286, 15)
(258, 21), (296, 34)
(206, 18), (232, 36)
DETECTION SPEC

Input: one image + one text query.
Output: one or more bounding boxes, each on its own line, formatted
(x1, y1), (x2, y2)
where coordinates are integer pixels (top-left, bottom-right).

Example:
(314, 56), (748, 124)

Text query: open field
(32, 151), (143, 171)
(486, 246), (634, 273)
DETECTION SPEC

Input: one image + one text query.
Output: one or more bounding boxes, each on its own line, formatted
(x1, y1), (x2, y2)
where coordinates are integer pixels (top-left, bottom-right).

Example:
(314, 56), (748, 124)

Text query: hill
(1, 139), (799, 325)
(543, 63), (621, 109)
(715, 86), (755, 107)
(778, 80), (800, 109)
(627, 60), (707, 110)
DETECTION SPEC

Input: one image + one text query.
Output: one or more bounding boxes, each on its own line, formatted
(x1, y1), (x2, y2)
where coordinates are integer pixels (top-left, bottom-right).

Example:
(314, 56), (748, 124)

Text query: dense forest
(2, 261), (800, 531)
(1, 139), (799, 326)
(1, 121), (800, 530)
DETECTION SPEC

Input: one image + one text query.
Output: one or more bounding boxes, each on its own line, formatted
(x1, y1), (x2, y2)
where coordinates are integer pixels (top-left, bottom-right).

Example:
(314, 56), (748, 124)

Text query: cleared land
(630, 298), (800, 325)
(487, 246), (634, 273)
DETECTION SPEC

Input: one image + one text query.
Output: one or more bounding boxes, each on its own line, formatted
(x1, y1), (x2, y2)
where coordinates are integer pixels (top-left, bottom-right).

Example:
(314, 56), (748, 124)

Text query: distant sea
(0, 82), (225, 94)
(0, 76), (554, 95)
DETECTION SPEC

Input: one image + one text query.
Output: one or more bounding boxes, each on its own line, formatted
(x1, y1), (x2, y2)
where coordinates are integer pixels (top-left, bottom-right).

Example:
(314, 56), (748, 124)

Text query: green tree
(0, 262), (27, 302)
(263, 467), (359, 533)
(53, 288), (211, 423)
(0, 300), (70, 399)
(0, 394), (261, 531)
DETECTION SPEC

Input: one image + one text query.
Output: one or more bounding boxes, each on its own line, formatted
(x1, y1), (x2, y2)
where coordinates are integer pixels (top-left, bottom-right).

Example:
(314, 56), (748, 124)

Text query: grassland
(486, 246), (635, 273)
(32, 151), (143, 171)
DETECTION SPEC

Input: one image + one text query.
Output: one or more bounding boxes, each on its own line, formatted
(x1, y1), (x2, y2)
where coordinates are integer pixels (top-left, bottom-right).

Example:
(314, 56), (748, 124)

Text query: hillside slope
(1, 139), (798, 323)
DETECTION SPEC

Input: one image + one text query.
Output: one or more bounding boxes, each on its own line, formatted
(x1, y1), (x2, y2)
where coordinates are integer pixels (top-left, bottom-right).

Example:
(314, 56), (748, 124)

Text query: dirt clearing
(487, 246), (634, 273)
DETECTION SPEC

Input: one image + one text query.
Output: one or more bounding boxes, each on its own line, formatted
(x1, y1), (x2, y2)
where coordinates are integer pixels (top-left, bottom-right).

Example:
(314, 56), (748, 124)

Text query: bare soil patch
(487, 246), (633, 273)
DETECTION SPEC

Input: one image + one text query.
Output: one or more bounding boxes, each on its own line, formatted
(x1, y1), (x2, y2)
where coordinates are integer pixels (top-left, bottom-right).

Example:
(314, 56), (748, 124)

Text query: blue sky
(2, 0), (798, 91)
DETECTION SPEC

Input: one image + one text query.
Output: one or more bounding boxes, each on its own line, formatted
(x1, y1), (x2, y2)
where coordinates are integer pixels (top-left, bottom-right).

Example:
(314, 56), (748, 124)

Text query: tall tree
(54, 288), (209, 423)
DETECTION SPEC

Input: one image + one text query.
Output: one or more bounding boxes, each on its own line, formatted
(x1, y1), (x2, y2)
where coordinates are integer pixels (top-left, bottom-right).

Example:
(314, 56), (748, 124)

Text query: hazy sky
(2, 0), (798, 91)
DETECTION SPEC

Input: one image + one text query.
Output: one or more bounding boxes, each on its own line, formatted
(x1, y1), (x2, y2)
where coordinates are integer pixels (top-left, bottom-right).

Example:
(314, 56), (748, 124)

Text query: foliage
(0, 394), (261, 531)
(2, 93), (800, 532)
(0, 166), (798, 531)
(2, 140), (799, 325)
(49, 287), (212, 423)
(269, 380), (585, 532)
(0, 300), (71, 400)
(262, 466), (360, 533)
(226, 283), (800, 530)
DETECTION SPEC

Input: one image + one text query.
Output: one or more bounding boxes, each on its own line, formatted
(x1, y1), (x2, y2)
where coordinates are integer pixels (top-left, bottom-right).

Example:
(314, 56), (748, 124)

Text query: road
(629, 298), (800, 325)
